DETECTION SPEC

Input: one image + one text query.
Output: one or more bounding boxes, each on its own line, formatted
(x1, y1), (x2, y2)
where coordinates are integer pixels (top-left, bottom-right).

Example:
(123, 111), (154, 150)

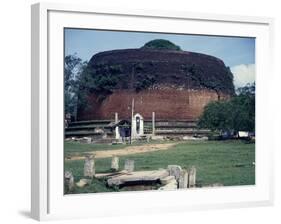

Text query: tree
(198, 83), (255, 132)
(64, 54), (87, 119)
(76, 63), (125, 104)
(142, 39), (182, 51)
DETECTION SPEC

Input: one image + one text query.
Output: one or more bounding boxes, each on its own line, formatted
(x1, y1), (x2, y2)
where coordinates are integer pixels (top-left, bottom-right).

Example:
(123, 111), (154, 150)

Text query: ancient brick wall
(77, 88), (229, 121)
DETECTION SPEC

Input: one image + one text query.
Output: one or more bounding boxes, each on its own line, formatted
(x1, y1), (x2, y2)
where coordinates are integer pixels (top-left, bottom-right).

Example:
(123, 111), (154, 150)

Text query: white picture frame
(31, 2), (274, 221)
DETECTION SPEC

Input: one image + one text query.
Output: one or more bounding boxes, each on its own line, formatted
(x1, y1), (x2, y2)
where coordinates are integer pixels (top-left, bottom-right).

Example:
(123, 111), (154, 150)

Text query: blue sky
(64, 28), (255, 88)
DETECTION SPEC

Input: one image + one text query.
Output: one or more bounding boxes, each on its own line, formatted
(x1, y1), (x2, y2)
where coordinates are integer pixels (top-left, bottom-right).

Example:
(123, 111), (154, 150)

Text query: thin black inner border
(62, 27), (256, 196)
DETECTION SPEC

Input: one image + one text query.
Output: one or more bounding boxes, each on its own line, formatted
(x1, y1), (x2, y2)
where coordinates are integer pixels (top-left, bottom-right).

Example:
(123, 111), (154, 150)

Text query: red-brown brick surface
(77, 48), (234, 121)
(77, 89), (229, 121)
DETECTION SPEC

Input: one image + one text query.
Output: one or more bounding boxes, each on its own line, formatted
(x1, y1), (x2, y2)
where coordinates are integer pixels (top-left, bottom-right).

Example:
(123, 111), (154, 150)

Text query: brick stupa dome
(77, 40), (234, 121)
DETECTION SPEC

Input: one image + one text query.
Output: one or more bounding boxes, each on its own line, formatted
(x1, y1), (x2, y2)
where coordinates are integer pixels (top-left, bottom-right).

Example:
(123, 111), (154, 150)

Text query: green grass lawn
(64, 140), (255, 193)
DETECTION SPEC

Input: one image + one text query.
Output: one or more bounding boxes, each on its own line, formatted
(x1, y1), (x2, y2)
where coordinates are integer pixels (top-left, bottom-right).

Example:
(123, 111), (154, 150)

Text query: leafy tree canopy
(64, 54), (88, 118)
(142, 39), (182, 51)
(198, 83), (255, 132)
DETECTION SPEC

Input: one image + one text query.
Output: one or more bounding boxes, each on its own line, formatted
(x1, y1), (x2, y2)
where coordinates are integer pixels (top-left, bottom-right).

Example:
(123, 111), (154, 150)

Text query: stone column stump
(64, 171), (74, 193)
(84, 154), (95, 178)
(188, 166), (196, 188)
(124, 159), (134, 172)
(111, 156), (119, 171)
(178, 169), (188, 189)
(167, 165), (182, 182)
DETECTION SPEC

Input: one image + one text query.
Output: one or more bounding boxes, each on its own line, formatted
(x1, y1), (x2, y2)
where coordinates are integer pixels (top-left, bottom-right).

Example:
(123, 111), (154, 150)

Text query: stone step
(66, 125), (112, 130)
(69, 120), (113, 126)
(156, 129), (210, 135)
(65, 130), (114, 137)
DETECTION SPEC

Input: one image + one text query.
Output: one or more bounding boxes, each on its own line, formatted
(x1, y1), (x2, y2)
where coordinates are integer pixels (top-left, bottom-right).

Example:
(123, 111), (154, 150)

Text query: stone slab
(107, 170), (169, 186)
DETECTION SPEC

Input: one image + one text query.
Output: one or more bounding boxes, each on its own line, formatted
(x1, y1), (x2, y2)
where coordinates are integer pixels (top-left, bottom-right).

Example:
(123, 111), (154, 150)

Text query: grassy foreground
(64, 140), (255, 193)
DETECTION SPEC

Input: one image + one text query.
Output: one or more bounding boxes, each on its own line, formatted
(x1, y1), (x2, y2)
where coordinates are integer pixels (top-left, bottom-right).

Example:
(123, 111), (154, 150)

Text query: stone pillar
(64, 171), (74, 193)
(115, 112), (118, 123)
(84, 154), (95, 178)
(188, 166), (196, 188)
(115, 113), (120, 140)
(111, 156), (119, 171)
(178, 169), (188, 189)
(152, 112), (155, 135)
(124, 159), (134, 172)
(167, 165), (182, 182)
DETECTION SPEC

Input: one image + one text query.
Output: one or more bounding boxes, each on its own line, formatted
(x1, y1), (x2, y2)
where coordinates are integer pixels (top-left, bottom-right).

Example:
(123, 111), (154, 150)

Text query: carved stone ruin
(188, 166), (196, 188)
(64, 171), (74, 192)
(160, 175), (176, 185)
(81, 137), (92, 144)
(167, 165), (182, 181)
(158, 179), (178, 190)
(124, 159), (134, 172)
(84, 154), (95, 178)
(76, 178), (92, 188)
(111, 156), (119, 171)
(178, 169), (188, 189)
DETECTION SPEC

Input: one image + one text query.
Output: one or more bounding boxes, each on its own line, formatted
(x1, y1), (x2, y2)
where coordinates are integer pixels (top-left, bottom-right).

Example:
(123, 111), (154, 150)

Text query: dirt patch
(66, 143), (177, 161)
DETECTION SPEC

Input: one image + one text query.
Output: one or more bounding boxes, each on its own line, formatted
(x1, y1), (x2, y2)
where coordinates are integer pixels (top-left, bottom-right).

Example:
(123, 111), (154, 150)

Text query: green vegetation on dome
(142, 39), (182, 51)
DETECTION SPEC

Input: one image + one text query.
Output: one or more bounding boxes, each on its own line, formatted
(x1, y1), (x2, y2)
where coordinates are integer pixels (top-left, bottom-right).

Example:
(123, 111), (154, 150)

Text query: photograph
(63, 28), (255, 194)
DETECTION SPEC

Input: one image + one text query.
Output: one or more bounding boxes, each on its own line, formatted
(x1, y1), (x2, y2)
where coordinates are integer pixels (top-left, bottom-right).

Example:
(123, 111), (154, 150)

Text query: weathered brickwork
(77, 88), (229, 120)
(77, 48), (234, 121)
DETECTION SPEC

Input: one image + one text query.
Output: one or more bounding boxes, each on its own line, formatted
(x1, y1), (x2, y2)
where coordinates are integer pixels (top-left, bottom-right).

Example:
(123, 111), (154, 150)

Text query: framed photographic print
(31, 2), (274, 221)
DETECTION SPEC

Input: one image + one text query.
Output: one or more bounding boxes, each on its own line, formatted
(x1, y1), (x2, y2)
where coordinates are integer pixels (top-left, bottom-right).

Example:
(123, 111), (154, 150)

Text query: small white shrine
(131, 113), (144, 139)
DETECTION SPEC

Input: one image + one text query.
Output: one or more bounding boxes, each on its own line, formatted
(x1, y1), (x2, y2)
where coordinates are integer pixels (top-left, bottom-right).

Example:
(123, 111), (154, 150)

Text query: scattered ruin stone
(65, 155), (72, 160)
(178, 169), (188, 189)
(111, 156), (119, 171)
(160, 175), (176, 185)
(80, 137), (92, 144)
(94, 128), (104, 133)
(167, 136), (182, 141)
(124, 159), (134, 172)
(200, 136), (208, 140)
(64, 171), (74, 192)
(182, 136), (197, 141)
(167, 165), (182, 181)
(76, 178), (92, 188)
(188, 166), (196, 188)
(158, 179), (178, 190)
(182, 136), (208, 141)
(151, 135), (164, 140)
(84, 154), (95, 178)
(112, 141), (123, 145)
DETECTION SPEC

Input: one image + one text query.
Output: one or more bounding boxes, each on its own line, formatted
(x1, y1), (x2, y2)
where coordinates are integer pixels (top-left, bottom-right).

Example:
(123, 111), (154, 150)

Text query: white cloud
(230, 64), (255, 89)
